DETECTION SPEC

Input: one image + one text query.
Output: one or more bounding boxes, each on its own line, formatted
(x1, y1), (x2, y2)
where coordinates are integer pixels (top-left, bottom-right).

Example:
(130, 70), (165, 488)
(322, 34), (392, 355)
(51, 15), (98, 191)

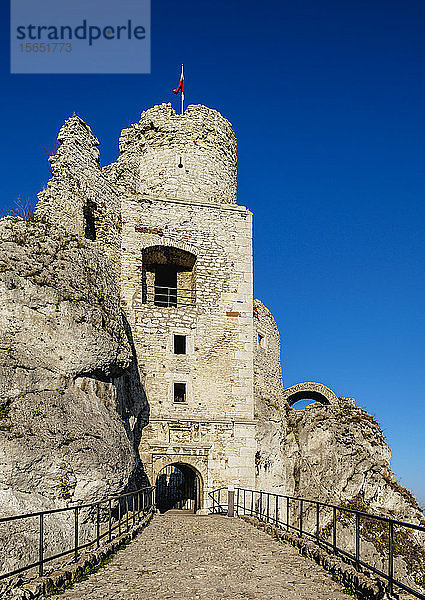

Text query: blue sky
(1, 1), (424, 503)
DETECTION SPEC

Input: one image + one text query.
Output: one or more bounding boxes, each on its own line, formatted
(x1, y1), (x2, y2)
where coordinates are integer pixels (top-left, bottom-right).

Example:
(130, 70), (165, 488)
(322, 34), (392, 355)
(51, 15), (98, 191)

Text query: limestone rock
(254, 299), (425, 592)
(0, 216), (148, 576)
(253, 301), (423, 520)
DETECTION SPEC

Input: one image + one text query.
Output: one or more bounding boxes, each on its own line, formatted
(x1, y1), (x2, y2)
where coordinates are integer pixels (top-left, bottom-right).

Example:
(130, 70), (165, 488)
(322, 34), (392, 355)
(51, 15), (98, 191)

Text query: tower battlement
(115, 103), (237, 204)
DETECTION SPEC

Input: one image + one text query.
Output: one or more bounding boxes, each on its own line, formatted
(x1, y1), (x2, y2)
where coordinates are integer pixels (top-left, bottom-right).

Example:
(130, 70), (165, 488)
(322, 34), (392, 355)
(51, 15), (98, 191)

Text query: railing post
(218, 488), (221, 513)
(38, 513), (44, 577)
(235, 488), (240, 516)
(286, 497), (290, 531)
(244, 489), (246, 515)
(299, 499), (303, 537)
(96, 503), (100, 548)
(126, 496), (129, 532)
(266, 493), (270, 523)
(355, 512), (360, 569)
(332, 506), (337, 554)
(118, 500), (121, 535)
(133, 493), (136, 526)
(227, 485), (235, 517)
(259, 492), (263, 520)
(74, 507), (79, 563)
(388, 521), (394, 596)
(108, 499), (112, 542)
(316, 502), (320, 542)
(251, 490), (254, 515)
(275, 495), (279, 525)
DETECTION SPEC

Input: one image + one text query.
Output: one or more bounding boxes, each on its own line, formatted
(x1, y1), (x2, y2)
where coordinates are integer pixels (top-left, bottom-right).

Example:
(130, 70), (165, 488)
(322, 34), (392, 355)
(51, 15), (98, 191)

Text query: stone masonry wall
(105, 103), (237, 204)
(120, 195), (256, 508)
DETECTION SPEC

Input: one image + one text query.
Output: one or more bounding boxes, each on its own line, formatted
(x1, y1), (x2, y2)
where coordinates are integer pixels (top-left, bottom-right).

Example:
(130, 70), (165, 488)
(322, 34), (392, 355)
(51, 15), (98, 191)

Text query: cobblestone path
(50, 512), (351, 600)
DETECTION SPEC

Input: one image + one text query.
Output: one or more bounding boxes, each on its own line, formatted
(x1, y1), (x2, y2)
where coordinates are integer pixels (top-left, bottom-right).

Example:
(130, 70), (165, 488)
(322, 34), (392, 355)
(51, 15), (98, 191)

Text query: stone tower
(108, 103), (256, 510)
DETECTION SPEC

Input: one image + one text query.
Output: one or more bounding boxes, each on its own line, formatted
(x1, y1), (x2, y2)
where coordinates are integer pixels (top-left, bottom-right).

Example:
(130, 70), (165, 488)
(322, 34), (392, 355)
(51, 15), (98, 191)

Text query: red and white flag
(173, 64), (185, 114)
(173, 64), (184, 95)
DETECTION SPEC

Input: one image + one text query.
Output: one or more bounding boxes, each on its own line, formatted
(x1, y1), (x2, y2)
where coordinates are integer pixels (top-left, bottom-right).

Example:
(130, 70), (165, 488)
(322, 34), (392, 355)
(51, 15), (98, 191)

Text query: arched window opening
(155, 463), (202, 513)
(141, 246), (196, 308)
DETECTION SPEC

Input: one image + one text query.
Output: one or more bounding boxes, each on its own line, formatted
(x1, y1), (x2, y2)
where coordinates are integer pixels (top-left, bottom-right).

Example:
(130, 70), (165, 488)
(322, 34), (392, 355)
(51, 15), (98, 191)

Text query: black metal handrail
(0, 485), (155, 583)
(208, 487), (227, 514)
(210, 487), (425, 600)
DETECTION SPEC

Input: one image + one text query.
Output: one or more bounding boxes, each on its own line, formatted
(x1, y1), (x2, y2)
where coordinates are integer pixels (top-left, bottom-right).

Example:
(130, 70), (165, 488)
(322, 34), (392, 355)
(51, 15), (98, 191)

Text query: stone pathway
(50, 512), (352, 600)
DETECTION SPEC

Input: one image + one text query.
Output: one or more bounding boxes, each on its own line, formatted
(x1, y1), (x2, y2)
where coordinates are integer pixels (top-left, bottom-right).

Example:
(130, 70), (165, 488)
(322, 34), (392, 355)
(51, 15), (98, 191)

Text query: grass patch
(0, 400), (11, 419)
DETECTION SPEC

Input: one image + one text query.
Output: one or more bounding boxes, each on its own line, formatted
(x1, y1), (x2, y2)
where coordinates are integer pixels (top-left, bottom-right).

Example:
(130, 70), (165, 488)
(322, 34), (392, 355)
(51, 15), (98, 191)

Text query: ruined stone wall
(253, 299), (285, 416)
(105, 103), (237, 204)
(119, 195), (256, 507)
(36, 116), (121, 269)
(253, 299), (288, 493)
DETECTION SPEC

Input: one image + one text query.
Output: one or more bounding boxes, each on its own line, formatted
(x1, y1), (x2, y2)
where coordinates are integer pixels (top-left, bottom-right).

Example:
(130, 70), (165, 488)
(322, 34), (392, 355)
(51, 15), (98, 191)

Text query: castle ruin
(35, 103), (353, 511)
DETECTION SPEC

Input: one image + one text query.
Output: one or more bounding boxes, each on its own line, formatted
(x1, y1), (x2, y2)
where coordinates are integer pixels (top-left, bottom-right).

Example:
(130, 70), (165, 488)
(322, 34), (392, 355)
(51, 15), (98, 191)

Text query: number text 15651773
(19, 43), (72, 53)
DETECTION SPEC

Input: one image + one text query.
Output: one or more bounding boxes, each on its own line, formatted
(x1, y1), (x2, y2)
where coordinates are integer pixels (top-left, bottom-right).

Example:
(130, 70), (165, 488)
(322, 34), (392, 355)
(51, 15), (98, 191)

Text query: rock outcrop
(0, 216), (148, 575)
(253, 299), (425, 592)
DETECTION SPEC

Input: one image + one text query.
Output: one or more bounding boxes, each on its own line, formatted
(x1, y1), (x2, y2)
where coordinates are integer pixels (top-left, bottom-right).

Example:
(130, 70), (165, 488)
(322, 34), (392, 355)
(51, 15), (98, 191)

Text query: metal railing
(0, 485), (155, 583)
(209, 487), (425, 600)
(150, 285), (195, 308)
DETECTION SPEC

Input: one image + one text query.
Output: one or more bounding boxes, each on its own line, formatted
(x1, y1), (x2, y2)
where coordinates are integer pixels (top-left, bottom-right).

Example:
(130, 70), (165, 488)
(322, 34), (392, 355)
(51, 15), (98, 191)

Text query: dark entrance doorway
(155, 463), (201, 513)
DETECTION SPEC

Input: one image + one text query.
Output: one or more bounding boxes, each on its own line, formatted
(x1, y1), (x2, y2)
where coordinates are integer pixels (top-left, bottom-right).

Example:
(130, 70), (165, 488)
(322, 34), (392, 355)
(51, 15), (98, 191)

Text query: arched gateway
(155, 463), (202, 513)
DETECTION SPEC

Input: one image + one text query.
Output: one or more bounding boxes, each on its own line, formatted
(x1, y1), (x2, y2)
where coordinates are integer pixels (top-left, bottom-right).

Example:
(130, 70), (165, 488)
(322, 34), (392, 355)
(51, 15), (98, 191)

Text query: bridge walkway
(50, 512), (351, 600)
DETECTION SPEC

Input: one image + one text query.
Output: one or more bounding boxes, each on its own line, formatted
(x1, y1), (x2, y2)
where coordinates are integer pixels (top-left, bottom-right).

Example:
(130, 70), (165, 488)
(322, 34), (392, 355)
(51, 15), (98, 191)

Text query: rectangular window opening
(258, 333), (266, 348)
(174, 382), (186, 403)
(154, 265), (178, 307)
(174, 334), (187, 355)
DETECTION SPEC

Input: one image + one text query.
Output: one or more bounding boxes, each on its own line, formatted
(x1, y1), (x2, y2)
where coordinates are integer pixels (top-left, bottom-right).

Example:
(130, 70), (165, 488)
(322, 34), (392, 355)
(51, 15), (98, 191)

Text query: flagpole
(181, 64), (184, 114)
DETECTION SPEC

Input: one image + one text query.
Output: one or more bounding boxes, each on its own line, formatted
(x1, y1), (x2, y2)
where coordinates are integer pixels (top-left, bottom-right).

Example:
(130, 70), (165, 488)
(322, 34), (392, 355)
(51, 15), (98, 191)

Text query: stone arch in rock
(282, 382), (338, 407)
